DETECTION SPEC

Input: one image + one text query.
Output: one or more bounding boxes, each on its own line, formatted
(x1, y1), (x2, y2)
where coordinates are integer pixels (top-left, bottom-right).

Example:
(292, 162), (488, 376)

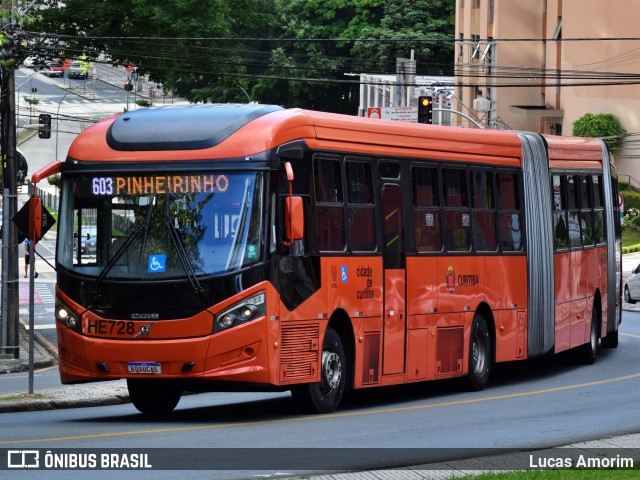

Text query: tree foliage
(572, 113), (626, 150)
(19, 0), (455, 111)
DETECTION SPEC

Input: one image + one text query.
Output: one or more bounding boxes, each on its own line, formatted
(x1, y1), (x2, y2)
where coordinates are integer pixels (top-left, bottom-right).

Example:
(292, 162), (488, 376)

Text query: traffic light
(38, 114), (51, 139)
(124, 79), (133, 91)
(418, 96), (433, 124)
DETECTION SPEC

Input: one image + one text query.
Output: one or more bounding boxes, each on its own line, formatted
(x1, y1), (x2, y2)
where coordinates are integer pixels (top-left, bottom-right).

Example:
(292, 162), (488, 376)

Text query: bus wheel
(468, 314), (491, 391)
(292, 326), (346, 413)
(127, 379), (181, 414)
(577, 309), (598, 365)
(601, 328), (619, 349)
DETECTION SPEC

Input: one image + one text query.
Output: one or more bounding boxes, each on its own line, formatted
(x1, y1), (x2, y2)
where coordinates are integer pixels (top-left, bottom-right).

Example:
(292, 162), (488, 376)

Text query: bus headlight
(214, 292), (265, 333)
(56, 303), (81, 333)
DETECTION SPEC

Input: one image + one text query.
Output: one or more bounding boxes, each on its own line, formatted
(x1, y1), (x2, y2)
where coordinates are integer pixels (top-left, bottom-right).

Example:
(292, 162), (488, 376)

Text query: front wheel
(291, 326), (346, 413)
(127, 379), (182, 414)
(624, 285), (635, 304)
(468, 314), (491, 391)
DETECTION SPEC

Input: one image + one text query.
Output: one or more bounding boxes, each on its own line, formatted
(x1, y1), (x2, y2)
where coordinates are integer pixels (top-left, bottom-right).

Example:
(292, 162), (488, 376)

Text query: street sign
(367, 106), (418, 122)
(12, 198), (56, 244)
(367, 107), (381, 119)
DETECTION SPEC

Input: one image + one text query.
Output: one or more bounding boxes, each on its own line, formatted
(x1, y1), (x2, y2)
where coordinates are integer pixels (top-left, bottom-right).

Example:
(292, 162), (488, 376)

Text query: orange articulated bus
(31, 104), (621, 414)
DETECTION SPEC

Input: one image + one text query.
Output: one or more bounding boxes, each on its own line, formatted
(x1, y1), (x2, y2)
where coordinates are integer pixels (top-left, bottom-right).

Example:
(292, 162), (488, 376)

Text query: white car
(624, 264), (640, 303)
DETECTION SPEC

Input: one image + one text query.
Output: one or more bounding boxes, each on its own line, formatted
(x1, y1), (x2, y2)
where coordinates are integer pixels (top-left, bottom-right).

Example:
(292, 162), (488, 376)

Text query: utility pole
(0, 0), (19, 358)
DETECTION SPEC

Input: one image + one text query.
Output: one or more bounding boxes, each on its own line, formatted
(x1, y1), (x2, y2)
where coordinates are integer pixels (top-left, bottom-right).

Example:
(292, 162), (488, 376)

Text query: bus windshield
(57, 171), (264, 280)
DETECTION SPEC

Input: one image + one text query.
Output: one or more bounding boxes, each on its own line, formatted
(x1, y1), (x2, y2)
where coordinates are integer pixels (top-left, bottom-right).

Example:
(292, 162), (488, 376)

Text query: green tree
(572, 113), (626, 151)
(352, 0), (455, 75)
(32, 0), (262, 102)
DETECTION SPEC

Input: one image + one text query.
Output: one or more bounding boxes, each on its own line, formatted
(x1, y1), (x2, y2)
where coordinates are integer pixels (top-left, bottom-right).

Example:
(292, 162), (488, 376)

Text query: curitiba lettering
(457, 274), (479, 286)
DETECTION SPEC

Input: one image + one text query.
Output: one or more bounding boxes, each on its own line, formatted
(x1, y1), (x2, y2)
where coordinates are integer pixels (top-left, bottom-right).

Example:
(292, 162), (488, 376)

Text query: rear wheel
(468, 314), (491, 391)
(127, 379), (182, 414)
(624, 285), (635, 304)
(601, 328), (619, 348)
(576, 308), (599, 365)
(292, 326), (346, 413)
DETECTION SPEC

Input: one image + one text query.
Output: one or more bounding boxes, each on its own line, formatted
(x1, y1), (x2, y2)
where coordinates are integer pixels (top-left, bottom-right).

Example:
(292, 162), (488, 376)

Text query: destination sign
(91, 174), (229, 196)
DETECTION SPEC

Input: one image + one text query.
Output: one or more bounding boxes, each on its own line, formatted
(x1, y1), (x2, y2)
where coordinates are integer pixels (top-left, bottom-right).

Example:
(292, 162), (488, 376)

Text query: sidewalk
(0, 322), (129, 412)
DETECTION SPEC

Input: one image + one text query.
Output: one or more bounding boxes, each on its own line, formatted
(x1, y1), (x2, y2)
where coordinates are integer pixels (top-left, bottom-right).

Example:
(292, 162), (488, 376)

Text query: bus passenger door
(382, 185), (406, 375)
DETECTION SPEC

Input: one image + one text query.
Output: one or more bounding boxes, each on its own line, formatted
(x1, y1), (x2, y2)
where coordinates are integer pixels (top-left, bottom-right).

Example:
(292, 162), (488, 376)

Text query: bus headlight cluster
(215, 292), (265, 333)
(56, 303), (81, 333)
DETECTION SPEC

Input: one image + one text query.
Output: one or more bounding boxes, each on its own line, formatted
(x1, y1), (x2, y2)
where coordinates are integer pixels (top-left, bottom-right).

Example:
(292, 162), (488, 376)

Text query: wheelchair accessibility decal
(148, 254), (167, 273)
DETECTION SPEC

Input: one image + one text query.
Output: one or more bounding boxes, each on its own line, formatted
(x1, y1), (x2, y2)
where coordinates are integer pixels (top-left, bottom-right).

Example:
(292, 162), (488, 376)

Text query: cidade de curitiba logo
(445, 265), (480, 294)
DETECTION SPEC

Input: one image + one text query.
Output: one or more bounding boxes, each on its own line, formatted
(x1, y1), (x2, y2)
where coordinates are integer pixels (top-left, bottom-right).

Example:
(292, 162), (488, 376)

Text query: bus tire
(468, 314), (491, 391)
(127, 379), (181, 414)
(576, 309), (598, 365)
(291, 326), (346, 413)
(601, 327), (619, 349)
(624, 285), (635, 304)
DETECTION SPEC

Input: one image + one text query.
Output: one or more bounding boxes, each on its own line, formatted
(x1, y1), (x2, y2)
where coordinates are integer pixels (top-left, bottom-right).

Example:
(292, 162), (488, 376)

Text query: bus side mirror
(284, 196), (304, 243)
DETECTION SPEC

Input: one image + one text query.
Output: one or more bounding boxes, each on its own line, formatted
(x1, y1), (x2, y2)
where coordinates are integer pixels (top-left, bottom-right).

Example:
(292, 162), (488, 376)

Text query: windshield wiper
(93, 199), (155, 294)
(90, 224), (145, 304)
(138, 196), (155, 261)
(163, 215), (205, 298)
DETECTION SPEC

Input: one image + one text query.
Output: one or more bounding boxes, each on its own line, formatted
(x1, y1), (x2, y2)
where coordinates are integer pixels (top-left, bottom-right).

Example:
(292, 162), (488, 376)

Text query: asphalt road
(1, 310), (639, 479)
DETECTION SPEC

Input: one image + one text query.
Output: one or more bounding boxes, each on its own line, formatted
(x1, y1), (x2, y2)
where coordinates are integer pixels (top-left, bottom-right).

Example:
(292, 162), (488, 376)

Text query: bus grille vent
(280, 324), (319, 382)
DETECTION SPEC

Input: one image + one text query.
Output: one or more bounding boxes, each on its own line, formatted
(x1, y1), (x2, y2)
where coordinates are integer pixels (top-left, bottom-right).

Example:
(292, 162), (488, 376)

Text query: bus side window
(566, 174), (581, 248)
(346, 160), (376, 252)
(496, 172), (522, 251)
(592, 175), (605, 244)
(442, 168), (470, 252)
(552, 174), (569, 249)
(314, 157), (345, 251)
(579, 175), (594, 247)
(412, 166), (442, 252)
(471, 170), (497, 252)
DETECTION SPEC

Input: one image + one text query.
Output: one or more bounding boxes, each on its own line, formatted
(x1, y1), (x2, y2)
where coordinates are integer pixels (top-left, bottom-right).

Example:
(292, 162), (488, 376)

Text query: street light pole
(55, 89), (71, 161)
(0, 0), (20, 357)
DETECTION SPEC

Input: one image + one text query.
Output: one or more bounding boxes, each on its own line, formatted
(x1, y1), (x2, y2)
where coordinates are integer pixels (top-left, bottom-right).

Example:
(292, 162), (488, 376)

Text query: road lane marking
(2, 372), (640, 445)
(622, 332), (640, 340)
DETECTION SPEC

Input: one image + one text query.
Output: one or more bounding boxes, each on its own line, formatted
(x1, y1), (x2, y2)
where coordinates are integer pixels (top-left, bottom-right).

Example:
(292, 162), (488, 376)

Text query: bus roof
(67, 104), (527, 167)
(543, 134), (606, 170)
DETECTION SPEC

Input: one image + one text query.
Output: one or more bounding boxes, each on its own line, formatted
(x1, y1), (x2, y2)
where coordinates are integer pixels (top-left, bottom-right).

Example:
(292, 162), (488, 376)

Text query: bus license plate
(127, 362), (162, 374)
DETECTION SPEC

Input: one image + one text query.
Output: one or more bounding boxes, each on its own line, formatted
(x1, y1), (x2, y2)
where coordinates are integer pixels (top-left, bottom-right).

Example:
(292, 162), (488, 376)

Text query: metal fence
(34, 186), (58, 213)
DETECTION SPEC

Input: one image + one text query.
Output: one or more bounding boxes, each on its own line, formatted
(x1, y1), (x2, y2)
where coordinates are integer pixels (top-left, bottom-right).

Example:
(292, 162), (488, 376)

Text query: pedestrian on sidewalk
(23, 238), (38, 278)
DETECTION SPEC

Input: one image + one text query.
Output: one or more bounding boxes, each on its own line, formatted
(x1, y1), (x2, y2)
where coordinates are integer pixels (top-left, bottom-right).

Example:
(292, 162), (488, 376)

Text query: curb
(0, 393), (130, 413)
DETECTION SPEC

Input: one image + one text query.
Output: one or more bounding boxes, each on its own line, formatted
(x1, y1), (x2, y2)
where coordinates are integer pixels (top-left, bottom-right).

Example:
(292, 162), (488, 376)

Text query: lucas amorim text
(529, 454), (634, 469)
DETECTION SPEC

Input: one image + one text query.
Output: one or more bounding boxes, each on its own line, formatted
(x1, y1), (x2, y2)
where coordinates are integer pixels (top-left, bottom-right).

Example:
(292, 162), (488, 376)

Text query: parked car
(624, 263), (640, 303)
(74, 225), (97, 256)
(68, 61), (88, 79)
(40, 61), (64, 78)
